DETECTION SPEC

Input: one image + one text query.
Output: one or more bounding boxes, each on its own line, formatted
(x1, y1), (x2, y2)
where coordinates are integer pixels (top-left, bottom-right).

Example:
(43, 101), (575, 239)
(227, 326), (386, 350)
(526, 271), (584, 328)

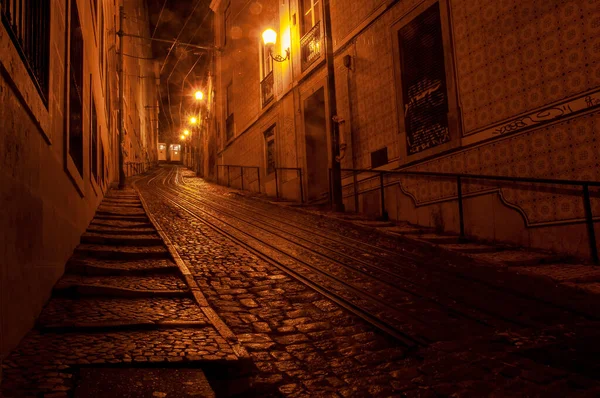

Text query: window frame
(264, 125), (276, 176)
(300, 0), (321, 37)
(391, 0), (461, 163)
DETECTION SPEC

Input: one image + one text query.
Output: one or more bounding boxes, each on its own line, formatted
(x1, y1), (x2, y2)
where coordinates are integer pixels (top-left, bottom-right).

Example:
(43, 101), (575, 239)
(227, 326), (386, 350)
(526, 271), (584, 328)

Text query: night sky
(146, 0), (214, 144)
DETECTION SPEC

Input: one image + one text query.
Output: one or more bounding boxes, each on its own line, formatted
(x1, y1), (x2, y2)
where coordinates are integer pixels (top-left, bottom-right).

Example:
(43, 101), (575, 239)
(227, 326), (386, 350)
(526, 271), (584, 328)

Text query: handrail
(340, 168), (600, 187)
(336, 168), (599, 264)
(216, 165), (261, 192)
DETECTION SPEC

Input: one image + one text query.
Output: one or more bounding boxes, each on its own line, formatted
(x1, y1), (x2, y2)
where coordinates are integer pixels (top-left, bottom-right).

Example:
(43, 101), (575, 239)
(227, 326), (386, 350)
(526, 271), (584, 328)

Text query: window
(91, 92), (98, 182)
(226, 81), (234, 141)
(69, 0), (85, 176)
(301, 0), (321, 36)
(99, 3), (105, 79)
(397, 2), (451, 155)
(1, 0), (51, 103)
(260, 42), (274, 106)
(264, 126), (276, 175)
(224, 3), (231, 46)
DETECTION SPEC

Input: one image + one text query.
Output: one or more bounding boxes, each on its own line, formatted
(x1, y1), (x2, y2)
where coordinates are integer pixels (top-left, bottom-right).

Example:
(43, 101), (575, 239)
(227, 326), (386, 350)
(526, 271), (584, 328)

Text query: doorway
(303, 87), (328, 201)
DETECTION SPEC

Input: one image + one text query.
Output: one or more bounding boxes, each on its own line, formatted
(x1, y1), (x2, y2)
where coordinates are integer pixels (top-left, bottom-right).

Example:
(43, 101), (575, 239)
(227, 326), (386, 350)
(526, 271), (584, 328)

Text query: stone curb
(135, 186), (251, 360)
(66, 264), (179, 276)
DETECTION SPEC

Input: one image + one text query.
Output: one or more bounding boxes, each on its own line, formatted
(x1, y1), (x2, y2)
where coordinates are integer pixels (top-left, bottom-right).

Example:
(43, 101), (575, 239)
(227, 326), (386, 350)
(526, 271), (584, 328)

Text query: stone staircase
(1, 189), (247, 397)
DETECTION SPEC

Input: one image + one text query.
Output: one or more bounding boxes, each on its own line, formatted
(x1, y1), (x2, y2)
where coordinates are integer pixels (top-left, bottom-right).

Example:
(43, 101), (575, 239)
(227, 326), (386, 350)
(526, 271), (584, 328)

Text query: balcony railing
(261, 71), (274, 107)
(300, 21), (322, 72)
(1, 0), (50, 104)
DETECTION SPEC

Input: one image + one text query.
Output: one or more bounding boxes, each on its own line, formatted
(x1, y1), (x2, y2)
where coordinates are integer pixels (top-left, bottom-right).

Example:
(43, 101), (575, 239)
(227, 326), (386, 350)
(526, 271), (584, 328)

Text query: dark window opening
(398, 2), (450, 155)
(371, 147), (388, 169)
(265, 127), (276, 175)
(91, 92), (98, 181)
(301, 0), (321, 36)
(226, 81), (234, 141)
(1, 0), (51, 104)
(69, 0), (84, 176)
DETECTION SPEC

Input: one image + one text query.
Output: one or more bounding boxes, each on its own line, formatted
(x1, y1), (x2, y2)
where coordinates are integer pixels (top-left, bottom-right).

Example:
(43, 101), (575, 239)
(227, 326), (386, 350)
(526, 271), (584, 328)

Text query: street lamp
(189, 116), (197, 125)
(180, 134), (186, 141)
(262, 28), (289, 62)
(195, 90), (203, 100)
(184, 129), (190, 136)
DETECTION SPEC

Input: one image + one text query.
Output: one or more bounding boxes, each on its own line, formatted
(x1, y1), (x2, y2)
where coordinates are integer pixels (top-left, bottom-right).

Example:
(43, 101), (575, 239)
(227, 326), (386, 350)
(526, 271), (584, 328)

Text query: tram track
(136, 166), (597, 348)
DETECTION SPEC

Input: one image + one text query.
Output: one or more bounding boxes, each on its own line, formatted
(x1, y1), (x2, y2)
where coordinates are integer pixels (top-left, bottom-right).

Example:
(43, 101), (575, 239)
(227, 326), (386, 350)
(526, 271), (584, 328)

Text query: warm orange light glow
(194, 91), (203, 100)
(189, 117), (197, 124)
(184, 129), (190, 136)
(262, 29), (277, 46)
(180, 135), (185, 140)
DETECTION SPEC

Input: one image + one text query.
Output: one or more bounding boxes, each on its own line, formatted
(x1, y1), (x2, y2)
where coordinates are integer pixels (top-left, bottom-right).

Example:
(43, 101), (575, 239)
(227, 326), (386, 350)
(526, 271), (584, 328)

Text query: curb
(135, 185), (250, 360)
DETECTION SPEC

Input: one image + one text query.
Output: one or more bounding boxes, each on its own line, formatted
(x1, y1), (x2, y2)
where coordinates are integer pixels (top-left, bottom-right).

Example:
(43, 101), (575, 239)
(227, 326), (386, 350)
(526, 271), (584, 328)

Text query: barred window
(1, 0), (51, 104)
(264, 126), (276, 175)
(69, 0), (84, 176)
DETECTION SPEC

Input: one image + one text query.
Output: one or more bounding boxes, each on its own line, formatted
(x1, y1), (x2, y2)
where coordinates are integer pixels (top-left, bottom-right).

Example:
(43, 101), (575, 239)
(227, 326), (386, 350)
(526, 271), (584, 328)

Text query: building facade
(209, 0), (600, 259)
(0, 0), (158, 361)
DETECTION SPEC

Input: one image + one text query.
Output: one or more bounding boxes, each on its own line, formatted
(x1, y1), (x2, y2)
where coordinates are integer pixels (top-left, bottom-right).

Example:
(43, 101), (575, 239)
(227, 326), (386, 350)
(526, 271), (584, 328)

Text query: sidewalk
(0, 188), (249, 397)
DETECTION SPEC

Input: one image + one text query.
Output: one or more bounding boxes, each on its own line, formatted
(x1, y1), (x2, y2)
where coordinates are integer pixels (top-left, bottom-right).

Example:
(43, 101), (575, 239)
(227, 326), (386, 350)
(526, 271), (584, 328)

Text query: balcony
(300, 21), (322, 72)
(261, 71), (274, 107)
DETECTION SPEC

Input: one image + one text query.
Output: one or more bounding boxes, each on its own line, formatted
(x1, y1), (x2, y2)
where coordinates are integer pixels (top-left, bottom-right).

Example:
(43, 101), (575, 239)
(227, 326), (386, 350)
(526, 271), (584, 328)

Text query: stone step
(355, 220), (396, 228)
(86, 227), (157, 236)
(66, 257), (179, 276)
(54, 274), (188, 293)
(93, 214), (149, 222)
(53, 284), (190, 299)
(468, 250), (570, 267)
(81, 232), (162, 246)
(411, 234), (464, 245)
(37, 297), (209, 330)
(90, 220), (154, 229)
(439, 243), (503, 254)
(96, 208), (147, 217)
(74, 244), (170, 260)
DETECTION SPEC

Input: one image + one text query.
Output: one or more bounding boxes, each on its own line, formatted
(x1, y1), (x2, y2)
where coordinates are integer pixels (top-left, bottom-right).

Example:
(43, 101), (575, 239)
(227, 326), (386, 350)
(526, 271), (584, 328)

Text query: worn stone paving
(0, 187), (243, 398)
(134, 166), (600, 396)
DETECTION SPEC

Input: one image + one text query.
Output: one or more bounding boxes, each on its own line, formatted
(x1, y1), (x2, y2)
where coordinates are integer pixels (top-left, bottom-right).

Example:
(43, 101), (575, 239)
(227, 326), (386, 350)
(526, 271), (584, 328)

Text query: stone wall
(0, 0), (157, 365)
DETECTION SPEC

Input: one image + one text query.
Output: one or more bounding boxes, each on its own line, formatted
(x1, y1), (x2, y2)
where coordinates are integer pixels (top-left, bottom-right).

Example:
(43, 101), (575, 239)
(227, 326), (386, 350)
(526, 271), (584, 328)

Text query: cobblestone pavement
(133, 165), (600, 396)
(1, 188), (245, 397)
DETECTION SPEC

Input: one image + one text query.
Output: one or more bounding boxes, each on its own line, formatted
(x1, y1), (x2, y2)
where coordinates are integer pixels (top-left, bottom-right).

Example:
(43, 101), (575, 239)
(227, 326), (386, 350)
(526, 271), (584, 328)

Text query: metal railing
(125, 161), (155, 177)
(300, 21), (322, 72)
(1, 0), (50, 104)
(217, 165), (261, 192)
(275, 167), (304, 203)
(336, 168), (600, 264)
(261, 71), (274, 107)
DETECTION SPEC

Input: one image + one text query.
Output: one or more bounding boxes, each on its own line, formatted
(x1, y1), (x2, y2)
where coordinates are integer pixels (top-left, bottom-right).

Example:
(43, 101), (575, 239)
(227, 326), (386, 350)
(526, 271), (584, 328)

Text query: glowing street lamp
(189, 116), (197, 125)
(183, 129), (190, 136)
(262, 28), (289, 62)
(194, 91), (203, 100)
(180, 134), (185, 141)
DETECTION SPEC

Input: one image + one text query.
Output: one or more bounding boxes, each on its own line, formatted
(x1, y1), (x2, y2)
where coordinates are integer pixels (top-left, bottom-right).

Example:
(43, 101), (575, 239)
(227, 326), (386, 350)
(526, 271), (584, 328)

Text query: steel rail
(136, 170), (426, 347)
(167, 177), (535, 331)
(166, 166), (599, 323)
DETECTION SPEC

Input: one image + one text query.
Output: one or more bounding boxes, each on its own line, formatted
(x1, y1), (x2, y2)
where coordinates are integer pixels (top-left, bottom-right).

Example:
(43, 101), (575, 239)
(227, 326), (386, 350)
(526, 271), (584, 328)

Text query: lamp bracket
(270, 48), (290, 63)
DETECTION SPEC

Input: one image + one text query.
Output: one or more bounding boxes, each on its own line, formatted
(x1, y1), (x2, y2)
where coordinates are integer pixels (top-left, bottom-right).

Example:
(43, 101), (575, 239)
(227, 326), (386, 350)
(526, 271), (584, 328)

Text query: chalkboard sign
(398, 3), (450, 155)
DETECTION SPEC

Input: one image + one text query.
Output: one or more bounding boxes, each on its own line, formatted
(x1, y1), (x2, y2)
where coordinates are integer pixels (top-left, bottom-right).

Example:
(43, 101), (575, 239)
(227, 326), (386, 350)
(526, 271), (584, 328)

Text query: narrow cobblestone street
(127, 165), (600, 396)
(4, 164), (600, 396)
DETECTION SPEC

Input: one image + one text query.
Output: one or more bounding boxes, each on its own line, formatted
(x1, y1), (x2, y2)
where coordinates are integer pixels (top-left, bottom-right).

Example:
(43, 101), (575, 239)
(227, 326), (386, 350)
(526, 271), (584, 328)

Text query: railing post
(275, 169), (279, 199)
(457, 176), (465, 239)
(257, 167), (261, 193)
(299, 168), (304, 203)
(241, 166), (244, 190)
(353, 171), (359, 213)
(583, 184), (599, 264)
(328, 168), (333, 206)
(380, 172), (388, 220)
(227, 165), (230, 187)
